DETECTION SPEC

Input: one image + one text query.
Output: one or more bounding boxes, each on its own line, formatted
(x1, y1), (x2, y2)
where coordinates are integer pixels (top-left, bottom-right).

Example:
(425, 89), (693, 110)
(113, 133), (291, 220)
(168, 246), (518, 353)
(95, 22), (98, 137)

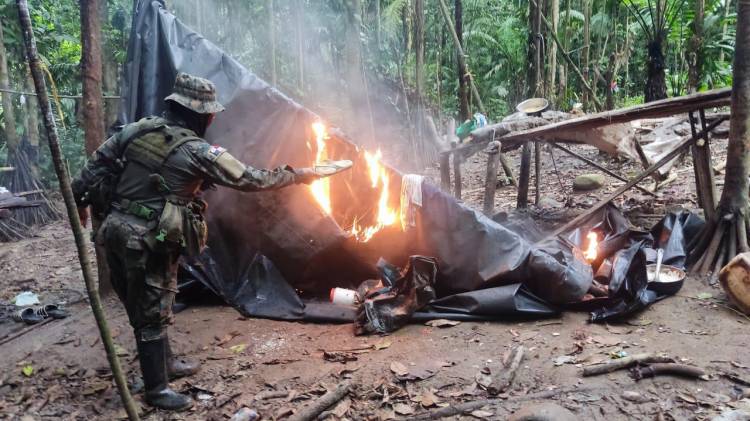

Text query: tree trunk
(548, 0), (559, 103)
(100, 0), (119, 133)
(24, 73), (40, 169)
(0, 18), (20, 156)
(455, 0), (469, 121)
(719, 0), (733, 63)
(267, 0), (277, 86)
(645, 38), (668, 102)
(689, 0), (750, 277)
(582, 0), (591, 109)
(294, 0), (304, 93)
(688, 0), (705, 93)
(81, 0), (112, 294)
(722, 0), (750, 211)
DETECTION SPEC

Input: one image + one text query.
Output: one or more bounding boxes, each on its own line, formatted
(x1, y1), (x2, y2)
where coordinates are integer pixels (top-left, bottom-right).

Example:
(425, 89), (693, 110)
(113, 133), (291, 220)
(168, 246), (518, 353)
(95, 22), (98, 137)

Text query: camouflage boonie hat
(164, 72), (225, 114)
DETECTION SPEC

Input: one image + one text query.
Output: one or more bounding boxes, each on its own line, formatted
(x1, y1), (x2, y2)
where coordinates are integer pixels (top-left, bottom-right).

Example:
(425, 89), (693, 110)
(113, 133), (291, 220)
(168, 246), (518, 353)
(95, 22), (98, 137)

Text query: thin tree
(80, 0), (112, 293)
(267, 0), (277, 86)
(454, 0), (469, 121)
(15, 0), (139, 419)
(687, 0), (705, 92)
(689, 0), (750, 276)
(0, 17), (19, 156)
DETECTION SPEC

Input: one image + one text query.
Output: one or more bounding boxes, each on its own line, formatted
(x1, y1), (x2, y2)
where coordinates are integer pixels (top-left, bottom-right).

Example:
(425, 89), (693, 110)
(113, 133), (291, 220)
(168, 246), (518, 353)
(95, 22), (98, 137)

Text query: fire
(308, 123), (399, 242)
(309, 122), (331, 214)
(583, 231), (598, 262)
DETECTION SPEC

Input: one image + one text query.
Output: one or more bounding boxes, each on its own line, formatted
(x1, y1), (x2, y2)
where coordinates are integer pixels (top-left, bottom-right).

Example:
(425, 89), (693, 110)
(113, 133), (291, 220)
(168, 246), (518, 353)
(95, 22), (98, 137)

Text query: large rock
(573, 174), (606, 191)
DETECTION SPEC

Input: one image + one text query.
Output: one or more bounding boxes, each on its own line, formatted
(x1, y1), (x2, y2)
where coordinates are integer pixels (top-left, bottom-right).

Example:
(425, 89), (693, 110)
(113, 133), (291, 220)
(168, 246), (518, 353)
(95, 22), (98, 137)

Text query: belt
(111, 198), (158, 221)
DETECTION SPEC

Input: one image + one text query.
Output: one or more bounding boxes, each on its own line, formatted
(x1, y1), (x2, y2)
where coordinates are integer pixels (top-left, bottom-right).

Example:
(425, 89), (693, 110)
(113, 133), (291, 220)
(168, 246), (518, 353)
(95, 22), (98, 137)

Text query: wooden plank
(461, 88), (731, 155)
(547, 116), (728, 239)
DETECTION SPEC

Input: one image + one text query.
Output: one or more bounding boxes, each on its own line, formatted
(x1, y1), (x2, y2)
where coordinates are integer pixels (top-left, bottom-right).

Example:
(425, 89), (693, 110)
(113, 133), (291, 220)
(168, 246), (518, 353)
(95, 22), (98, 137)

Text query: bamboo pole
(15, 1), (140, 419)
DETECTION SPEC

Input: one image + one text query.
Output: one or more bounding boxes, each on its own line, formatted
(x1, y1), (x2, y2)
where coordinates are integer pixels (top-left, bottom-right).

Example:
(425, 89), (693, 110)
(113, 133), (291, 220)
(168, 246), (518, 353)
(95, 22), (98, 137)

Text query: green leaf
(22, 365), (34, 377)
(696, 292), (713, 300)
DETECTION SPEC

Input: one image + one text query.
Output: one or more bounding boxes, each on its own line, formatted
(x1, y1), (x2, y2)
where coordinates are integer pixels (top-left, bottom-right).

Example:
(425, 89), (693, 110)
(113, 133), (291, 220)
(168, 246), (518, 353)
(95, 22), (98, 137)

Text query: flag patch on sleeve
(206, 145), (226, 162)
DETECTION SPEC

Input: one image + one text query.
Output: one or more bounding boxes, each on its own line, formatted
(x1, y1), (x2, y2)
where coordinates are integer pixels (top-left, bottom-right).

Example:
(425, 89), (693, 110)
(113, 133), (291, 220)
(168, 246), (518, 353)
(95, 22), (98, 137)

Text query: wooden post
(452, 145), (462, 199)
(689, 109), (717, 220)
(439, 151), (451, 191)
(534, 141), (542, 205)
(483, 141), (501, 215)
(517, 142), (532, 208)
(16, 1), (140, 419)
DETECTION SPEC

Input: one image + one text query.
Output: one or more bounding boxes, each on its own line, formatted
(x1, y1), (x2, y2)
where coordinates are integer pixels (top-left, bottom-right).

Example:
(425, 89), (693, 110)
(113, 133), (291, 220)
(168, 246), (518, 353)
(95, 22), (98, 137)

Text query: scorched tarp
(122, 0), (593, 321)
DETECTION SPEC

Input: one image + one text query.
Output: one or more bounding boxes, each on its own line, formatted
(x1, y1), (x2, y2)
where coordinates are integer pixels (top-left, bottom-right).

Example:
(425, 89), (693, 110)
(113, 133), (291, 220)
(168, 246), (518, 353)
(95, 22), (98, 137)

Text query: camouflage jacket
(72, 115), (299, 215)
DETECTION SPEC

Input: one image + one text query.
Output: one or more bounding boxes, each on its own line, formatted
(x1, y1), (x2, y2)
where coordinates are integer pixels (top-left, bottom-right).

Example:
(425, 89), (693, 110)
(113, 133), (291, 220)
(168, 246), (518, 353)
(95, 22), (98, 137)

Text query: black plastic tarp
(123, 1), (596, 322)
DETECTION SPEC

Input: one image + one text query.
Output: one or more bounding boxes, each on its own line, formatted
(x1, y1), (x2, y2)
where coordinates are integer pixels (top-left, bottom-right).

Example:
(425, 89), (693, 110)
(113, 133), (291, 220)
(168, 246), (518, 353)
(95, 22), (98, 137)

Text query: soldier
(72, 73), (321, 410)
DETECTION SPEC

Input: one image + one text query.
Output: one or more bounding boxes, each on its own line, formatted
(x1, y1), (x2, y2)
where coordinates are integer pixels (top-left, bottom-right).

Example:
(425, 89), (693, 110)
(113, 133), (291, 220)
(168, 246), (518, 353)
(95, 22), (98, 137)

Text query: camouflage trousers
(99, 212), (179, 342)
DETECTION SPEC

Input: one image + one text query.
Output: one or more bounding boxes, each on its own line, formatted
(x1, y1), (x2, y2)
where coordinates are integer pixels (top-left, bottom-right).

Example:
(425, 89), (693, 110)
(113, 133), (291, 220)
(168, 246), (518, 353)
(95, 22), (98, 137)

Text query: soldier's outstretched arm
(190, 144), (319, 191)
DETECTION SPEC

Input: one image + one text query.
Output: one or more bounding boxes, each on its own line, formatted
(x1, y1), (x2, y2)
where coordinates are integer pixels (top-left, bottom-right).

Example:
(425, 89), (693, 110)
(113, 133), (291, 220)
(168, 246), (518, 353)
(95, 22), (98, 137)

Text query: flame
(309, 122), (331, 214)
(308, 123), (399, 243)
(583, 232), (598, 262)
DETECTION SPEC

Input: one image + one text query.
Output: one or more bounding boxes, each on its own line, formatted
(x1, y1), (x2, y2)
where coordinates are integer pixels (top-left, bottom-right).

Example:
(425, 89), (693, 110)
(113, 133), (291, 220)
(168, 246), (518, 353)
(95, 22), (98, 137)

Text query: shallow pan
(646, 263), (686, 295)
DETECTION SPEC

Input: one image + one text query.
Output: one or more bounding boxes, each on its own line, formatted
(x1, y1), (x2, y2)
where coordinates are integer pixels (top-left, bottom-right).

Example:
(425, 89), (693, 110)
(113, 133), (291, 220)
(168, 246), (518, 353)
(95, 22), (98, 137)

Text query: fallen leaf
(229, 344), (247, 354)
(426, 319), (461, 328)
(605, 324), (632, 335)
(420, 390), (440, 407)
(471, 409), (494, 418)
(21, 365), (33, 377)
(393, 403), (414, 415)
(374, 340), (392, 350)
(390, 362), (409, 377)
(696, 292), (713, 300)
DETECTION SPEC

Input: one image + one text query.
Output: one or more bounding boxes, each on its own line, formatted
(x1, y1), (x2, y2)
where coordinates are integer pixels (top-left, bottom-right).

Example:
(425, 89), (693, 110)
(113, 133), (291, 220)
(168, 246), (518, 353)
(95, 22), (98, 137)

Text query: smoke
(168, 0), (440, 172)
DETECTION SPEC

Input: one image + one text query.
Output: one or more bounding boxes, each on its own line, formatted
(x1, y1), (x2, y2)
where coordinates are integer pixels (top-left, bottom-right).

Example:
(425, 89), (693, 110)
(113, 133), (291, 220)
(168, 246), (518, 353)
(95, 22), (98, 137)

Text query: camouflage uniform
(72, 73), (313, 410)
(73, 114), (299, 340)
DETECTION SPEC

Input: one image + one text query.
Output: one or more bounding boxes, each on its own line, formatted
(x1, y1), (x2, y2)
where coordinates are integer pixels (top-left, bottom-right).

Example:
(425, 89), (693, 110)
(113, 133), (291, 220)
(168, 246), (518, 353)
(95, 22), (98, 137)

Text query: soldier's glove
(294, 168), (322, 185)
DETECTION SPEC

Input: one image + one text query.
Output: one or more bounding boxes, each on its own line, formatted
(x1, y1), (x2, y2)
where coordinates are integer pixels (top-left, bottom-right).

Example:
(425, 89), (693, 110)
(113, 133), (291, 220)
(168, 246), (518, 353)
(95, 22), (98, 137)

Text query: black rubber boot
(136, 337), (193, 411)
(165, 335), (200, 380)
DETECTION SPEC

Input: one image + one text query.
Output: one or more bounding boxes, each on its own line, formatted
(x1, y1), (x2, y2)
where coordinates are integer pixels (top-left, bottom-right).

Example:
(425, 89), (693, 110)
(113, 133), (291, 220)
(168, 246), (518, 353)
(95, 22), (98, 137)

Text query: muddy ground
(2, 134), (750, 420)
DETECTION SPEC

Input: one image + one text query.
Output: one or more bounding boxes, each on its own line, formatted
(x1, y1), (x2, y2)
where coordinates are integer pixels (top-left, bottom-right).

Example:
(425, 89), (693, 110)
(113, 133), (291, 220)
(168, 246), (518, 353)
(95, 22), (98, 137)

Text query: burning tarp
(123, 1), (691, 326)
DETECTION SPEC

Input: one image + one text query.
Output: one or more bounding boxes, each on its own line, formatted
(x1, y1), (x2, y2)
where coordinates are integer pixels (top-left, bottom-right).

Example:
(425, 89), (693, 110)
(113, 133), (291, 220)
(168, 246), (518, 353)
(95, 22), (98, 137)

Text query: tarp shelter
(121, 0), (603, 322)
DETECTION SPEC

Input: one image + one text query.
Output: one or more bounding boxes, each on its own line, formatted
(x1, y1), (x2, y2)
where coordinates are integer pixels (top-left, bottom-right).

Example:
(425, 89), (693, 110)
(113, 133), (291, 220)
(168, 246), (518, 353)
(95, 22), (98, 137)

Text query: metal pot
(645, 263), (686, 295)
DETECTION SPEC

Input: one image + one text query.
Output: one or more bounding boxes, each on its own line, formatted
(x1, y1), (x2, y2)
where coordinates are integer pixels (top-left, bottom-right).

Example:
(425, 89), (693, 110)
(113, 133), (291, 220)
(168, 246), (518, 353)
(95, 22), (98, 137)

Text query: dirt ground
(2, 134), (750, 420)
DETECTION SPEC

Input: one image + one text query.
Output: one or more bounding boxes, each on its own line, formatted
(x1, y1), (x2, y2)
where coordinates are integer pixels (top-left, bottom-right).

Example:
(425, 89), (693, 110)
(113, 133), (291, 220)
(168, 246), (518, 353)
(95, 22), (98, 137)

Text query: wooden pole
(439, 151), (451, 191)
(15, 1), (140, 419)
(483, 141), (501, 215)
(534, 141), (542, 205)
(517, 142), (532, 208)
(452, 144), (462, 199)
(548, 116), (728, 239)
